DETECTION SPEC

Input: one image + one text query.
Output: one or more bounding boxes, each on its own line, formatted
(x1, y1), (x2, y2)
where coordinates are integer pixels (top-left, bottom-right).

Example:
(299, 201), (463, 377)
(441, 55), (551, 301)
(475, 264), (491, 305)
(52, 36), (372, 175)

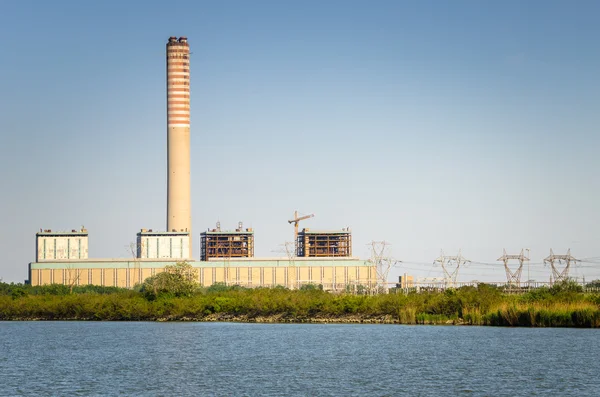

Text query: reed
(483, 301), (600, 327)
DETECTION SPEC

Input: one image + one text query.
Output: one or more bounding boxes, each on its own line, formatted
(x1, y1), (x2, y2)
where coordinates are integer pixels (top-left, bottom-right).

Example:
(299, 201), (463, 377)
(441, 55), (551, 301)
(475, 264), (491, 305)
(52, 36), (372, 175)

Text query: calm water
(0, 322), (599, 396)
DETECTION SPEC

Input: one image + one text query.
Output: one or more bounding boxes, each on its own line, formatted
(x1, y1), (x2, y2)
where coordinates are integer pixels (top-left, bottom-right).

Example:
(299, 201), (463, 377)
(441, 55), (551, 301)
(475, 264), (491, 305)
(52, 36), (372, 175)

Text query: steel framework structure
(368, 241), (399, 292)
(200, 224), (254, 261)
(434, 250), (470, 287)
(297, 229), (352, 257)
(544, 249), (578, 283)
(497, 249), (529, 287)
(283, 241), (298, 289)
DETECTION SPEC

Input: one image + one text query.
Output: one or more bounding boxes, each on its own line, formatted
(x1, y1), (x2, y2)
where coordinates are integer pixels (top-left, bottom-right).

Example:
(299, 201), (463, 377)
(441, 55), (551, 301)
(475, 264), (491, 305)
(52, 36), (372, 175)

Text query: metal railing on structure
(388, 280), (600, 294)
(199, 279), (600, 295)
(203, 280), (379, 294)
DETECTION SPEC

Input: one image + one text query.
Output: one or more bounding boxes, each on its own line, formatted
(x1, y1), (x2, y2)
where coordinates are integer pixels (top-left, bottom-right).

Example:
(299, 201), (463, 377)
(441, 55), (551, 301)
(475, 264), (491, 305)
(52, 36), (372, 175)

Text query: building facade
(136, 230), (191, 259)
(29, 257), (376, 291)
(36, 229), (88, 262)
(297, 229), (352, 257)
(200, 224), (254, 261)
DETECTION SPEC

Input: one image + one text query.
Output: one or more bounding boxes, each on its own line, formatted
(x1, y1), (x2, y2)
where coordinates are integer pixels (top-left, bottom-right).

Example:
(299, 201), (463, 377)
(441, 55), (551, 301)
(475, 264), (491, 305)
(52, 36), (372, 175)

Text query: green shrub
(140, 262), (199, 300)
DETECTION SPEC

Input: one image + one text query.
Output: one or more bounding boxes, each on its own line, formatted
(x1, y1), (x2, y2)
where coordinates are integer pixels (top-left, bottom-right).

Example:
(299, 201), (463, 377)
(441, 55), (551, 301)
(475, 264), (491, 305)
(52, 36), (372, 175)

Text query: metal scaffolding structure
(497, 249), (529, 287)
(434, 250), (470, 287)
(544, 249), (578, 283)
(297, 229), (352, 257)
(200, 222), (254, 261)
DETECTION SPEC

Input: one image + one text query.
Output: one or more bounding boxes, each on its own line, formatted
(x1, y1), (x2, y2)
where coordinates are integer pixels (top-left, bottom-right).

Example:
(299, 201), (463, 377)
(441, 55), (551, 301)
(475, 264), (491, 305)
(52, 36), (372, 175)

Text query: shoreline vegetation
(3, 264), (600, 327)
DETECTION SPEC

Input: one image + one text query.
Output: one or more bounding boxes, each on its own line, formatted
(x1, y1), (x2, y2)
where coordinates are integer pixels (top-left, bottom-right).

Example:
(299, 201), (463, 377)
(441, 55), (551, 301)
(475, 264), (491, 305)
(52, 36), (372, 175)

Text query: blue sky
(1, 0), (598, 283)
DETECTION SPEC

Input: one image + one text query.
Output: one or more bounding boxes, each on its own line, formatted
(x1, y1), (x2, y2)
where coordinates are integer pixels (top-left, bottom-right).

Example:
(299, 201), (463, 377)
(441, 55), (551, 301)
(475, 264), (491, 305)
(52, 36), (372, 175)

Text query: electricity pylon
(273, 242), (297, 289)
(367, 241), (399, 293)
(544, 249), (578, 284)
(434, 250), (470, 288)
(497, 249), (529, 287)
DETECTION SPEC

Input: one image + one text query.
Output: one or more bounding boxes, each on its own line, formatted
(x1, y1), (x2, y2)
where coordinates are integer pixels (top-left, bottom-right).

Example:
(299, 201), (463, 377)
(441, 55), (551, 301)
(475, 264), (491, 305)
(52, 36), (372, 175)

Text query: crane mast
(288, 210), (314, 254)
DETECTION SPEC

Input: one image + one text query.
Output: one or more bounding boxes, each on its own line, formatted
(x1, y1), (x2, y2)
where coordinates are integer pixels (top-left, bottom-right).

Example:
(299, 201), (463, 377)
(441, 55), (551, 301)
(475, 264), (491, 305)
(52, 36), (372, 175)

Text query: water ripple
(0, 322), (598, 396)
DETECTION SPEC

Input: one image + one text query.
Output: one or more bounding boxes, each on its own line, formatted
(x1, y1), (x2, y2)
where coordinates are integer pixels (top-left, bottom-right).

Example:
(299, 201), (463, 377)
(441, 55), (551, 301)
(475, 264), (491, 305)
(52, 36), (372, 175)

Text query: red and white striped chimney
(166, 36), (192, 258)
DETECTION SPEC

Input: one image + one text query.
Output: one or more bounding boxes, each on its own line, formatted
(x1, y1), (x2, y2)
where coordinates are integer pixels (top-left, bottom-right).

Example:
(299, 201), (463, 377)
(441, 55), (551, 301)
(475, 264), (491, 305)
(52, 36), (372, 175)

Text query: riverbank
(2, 281), (600, 327)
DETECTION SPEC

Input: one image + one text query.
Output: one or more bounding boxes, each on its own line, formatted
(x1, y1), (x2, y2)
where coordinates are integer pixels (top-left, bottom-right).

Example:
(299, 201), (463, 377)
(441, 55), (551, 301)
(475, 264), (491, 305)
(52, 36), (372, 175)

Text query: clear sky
(1, 0), (599, 283)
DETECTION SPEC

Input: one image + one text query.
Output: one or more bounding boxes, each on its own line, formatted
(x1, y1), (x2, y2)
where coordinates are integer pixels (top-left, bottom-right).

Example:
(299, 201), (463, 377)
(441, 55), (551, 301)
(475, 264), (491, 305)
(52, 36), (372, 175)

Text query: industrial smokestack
(166, 36), (192, 257)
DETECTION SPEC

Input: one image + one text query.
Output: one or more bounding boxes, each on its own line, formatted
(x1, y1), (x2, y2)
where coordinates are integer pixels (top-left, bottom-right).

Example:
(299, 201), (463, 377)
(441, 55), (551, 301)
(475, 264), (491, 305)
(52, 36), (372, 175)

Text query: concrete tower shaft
(166, 36), (191, 257)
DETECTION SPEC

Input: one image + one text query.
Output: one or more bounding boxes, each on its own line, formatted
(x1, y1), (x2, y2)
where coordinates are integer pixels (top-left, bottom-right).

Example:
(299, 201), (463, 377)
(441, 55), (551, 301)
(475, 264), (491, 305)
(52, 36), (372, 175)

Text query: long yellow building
(29, 257), (376, 291)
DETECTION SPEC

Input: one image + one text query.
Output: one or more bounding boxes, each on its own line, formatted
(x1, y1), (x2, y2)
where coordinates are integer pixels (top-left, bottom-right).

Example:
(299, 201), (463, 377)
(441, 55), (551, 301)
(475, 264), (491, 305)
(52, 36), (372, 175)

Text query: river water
(0, 322), (599, 396)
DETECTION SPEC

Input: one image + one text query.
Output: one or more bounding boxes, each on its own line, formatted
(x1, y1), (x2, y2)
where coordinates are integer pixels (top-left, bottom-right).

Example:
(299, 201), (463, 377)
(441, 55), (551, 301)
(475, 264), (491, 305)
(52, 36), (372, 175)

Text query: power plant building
(200, 223), (254, 261)
(36, 229), (88, 262)
(29, 256), (375, 291)
(136, 229), (191, 260)
(297, 229), (352, 257)
(29, 226), (374, 290)
(26, 36), (376, 291)
(397, 273), (415, 289)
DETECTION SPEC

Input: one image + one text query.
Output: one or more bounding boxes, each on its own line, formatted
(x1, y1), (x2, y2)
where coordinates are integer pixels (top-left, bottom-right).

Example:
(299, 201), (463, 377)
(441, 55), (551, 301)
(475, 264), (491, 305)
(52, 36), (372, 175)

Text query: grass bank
(1, 281), (599, 327)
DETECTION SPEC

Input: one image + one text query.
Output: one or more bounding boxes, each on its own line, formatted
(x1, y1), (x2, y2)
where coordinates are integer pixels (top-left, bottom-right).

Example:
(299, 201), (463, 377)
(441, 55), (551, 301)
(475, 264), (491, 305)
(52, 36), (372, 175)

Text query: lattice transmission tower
(367, 241), (399, 293)
(127, 241), (142, 286)
(434, 250), (470, 288)
(497, 249), (529, 287)
(273, 242), (297, 289)
(544, 249), (578, 283)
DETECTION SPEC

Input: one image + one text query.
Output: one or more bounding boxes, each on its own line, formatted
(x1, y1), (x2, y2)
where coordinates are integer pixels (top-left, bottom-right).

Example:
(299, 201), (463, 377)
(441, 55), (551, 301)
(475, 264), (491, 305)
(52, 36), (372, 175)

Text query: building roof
(137, 231), (190, 236)
(299, 229), (351, 234)
(201, 230), (254, 235)
(36, 232), (88, 236)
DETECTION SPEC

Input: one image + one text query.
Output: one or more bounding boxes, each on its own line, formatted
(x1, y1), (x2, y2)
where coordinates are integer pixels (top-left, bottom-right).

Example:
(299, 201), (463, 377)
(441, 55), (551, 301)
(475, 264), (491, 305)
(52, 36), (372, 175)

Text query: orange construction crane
(288, 210), (314, 246)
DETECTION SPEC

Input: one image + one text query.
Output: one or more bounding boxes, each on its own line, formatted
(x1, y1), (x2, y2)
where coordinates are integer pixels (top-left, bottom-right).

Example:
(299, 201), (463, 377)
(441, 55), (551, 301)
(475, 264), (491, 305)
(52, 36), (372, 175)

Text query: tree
(65, 263), (82, 294)
(586, 280), (600, 289)
(140, 262), (198, 300)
